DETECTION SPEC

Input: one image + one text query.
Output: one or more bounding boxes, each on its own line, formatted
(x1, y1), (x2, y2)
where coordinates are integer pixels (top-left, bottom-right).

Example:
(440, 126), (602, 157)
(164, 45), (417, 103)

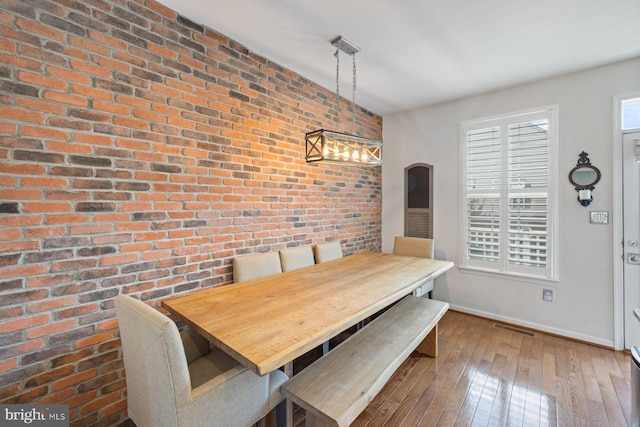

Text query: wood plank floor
(293, 310), (633, 427)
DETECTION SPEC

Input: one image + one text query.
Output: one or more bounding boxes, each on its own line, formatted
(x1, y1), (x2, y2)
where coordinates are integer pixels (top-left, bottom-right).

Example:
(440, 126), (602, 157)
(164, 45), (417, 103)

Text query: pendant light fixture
(305, 36), (382, 166)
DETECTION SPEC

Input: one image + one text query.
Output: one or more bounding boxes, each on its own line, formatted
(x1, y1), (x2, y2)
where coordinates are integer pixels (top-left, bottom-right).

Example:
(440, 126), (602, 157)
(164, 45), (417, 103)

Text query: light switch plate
(590, 211), (609, 224)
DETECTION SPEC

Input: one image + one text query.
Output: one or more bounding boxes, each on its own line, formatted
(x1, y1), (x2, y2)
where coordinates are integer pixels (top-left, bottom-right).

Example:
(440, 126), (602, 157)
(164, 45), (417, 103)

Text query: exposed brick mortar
(0, 0), (382, 425)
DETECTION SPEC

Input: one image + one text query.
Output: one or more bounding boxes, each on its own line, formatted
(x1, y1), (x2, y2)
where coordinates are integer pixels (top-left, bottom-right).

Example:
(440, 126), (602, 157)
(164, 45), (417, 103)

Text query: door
(405, 163), (433, 238)
(624, 131), (640, 348)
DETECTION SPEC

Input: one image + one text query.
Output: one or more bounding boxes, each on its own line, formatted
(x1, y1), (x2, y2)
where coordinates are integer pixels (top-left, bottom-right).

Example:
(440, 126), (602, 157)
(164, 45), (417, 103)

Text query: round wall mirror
(569, 151), (600, 207)
(569, 165), (600, 188)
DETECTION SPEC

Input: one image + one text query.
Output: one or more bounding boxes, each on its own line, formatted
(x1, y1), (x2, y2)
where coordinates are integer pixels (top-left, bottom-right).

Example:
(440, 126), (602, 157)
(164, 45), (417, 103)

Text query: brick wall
(0, 0), (382, 425)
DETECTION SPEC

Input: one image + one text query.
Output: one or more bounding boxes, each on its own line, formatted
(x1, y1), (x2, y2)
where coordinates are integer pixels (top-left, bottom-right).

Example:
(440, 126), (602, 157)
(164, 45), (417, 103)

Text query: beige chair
(393, 236), (435, 297)
(279, 246), (315, 272)
(314, 241), (343, 263)
(233, 252), (282, 283)
(393, 236), (434, 259)
(115, 294), (287, 427)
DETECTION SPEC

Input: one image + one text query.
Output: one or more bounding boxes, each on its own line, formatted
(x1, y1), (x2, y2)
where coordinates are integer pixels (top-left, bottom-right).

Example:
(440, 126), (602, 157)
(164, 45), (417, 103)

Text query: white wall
(382, 57), (640, 346)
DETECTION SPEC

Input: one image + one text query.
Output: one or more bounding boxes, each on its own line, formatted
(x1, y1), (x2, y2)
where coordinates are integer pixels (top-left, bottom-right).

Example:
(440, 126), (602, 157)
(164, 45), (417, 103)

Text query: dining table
(161, 251), (454, 376)
(162, 251), (454, 427)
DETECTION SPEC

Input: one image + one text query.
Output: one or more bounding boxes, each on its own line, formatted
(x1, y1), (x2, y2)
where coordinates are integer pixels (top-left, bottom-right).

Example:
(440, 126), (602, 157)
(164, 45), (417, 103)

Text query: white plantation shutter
(466, 127), (500, 263)
(508, 121), (548, 269)
(461, 107), (558, 281)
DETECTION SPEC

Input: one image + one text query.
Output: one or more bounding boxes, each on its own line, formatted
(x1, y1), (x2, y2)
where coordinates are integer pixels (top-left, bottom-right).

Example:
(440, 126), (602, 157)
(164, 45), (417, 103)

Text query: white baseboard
(448, 304), (615, 349)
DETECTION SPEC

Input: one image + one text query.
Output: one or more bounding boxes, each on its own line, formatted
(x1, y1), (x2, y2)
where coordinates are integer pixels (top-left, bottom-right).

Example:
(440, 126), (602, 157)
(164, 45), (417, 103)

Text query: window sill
(459, 266), (559, 286)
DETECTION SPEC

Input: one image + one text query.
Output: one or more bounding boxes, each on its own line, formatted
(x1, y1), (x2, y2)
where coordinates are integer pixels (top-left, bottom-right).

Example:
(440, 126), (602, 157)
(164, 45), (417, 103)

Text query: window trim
(459, 105), (559, 282)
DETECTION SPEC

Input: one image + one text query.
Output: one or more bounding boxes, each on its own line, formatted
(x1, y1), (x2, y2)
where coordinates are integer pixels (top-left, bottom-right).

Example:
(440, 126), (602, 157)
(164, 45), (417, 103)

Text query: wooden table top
(162, 251), (454, 375)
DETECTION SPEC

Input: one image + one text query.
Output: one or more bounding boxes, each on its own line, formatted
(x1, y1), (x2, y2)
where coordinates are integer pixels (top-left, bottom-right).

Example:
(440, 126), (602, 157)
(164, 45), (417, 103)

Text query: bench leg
(415, 323), (438, 357)
(284, 362), (294, 427)
(305, 413), (331, 427)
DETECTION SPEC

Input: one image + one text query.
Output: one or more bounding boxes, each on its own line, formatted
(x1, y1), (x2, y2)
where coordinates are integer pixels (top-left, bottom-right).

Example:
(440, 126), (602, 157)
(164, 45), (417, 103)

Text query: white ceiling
(156, 0), (640, 116)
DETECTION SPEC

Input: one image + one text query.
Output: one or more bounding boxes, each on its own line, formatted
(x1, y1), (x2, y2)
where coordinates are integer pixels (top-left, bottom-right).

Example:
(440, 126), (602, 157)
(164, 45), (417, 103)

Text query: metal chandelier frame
(305, 36), (382, 166)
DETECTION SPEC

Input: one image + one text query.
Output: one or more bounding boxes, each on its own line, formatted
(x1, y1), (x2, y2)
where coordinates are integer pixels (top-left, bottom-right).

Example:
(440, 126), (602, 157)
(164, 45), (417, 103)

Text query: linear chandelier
(305, 36), (382, 166)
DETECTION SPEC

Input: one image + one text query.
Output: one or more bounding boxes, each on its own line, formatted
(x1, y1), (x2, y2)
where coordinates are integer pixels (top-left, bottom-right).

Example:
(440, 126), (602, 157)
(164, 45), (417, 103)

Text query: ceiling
(156, 0), (640, 116)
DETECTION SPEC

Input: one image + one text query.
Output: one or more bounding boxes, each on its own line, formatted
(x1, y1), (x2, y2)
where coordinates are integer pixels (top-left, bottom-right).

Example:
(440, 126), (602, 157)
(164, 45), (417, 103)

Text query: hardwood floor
(294, 310), (633, 426)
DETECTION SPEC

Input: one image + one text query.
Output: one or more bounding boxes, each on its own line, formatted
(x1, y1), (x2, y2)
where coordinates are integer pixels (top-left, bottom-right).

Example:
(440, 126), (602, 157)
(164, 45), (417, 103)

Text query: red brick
(88, 31), (127, 51)
(43, 91), (87, 107)
(113, 116), (148, 130)
(64, 389), (97, 412)
(0, 37), (16, 52)
(79, 392), (120, 416)
(26, 365), (75, 388)
(0, 52), (41, 71)
(45, 213), (89, 225)
(15, 16), (65, 42)
(0, 313), (51, 333)
(21, 125), (68, 140)
(71, 85), (113, 101)
(0, 106), (44, 123)
(76, 331), (115, 349)
(15, 97), (66, 114)
(100, 254), (137, 266)
(132, 108), (164, 123)
(6, 385), (49, 404)
(68, 35), (111, 57)
(0, 122), (17, 133)
(93, 213), (129, 223)
(72, 133), (113, 146)
(18, 70), (67, 90)
(23, 226), (66, 239)
(28, 296), (77, 313)
(26, 319), (76, 339)
(100, 398), (127, 418)
(48, 66), (92, 85)
(0, 358), (17, 373)
(37, 388), (75, 405)
(45, 141), (93, 155)
(23, 202), (72, 213)
(69, 59), (111, 79)
(97, 319), (118, 332)
(148, 43), (177, 59)
(54, 368), (98, 392)
(0, 263), (48, 279)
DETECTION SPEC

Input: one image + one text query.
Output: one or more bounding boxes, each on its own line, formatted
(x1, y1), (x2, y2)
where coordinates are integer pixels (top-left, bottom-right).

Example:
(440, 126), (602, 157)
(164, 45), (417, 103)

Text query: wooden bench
(281, 295), (449, 427)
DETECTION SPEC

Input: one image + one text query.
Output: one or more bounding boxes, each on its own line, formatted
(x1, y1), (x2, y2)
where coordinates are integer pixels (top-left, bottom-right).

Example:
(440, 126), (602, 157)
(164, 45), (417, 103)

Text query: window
(622, 97), (640, 130)
(460, 106), (558, 281)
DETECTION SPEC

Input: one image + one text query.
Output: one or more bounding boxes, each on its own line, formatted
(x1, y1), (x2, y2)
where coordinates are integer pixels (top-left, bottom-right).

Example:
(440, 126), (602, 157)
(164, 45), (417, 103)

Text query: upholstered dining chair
(115, 294), (287, 427)
(233, 251), (282, 283)
(314, 241), (344, 263)
(279, 246), (315, 272)
(393, 236), (435, 297)
(393, 236), (434, 259)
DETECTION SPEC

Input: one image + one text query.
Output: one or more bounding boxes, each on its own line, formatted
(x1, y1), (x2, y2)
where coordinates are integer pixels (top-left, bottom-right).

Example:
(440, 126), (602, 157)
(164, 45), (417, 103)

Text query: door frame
(613, 92), (640, 350)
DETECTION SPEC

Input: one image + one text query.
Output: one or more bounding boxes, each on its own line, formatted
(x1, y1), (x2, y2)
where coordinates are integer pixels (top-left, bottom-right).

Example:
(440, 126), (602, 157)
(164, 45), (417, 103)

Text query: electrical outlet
(543, 289), (553, 302)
